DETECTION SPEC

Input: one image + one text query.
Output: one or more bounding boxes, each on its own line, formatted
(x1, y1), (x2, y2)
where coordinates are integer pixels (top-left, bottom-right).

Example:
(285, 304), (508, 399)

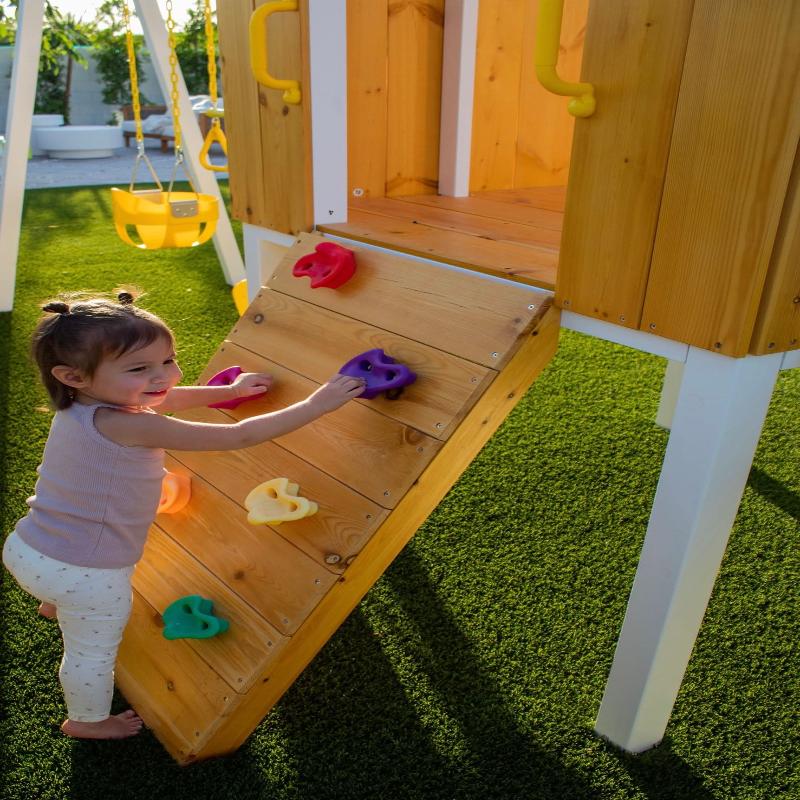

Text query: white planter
(30, 114), (64, 155)
(35, 124), (123, 159)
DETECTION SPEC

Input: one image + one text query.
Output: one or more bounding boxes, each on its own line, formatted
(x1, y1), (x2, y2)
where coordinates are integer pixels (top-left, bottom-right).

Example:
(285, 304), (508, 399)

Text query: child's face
(78, 337), (183, 408)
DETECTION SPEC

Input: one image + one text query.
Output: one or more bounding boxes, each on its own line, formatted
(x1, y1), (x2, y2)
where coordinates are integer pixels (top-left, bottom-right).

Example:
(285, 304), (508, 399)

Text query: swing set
(111, 0), (227, 250)
(0, 0), (245, 312)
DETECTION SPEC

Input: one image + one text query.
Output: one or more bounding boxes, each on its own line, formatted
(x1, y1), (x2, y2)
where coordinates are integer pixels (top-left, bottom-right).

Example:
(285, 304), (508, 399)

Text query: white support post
(242, 222), (296, 299)
(595, 346), (783, 752)
(0, 0), (44, 312)
(438, 0), (478, 197)
(308, 0), (347, 225)
(133, 0), (244, 286)
(654, 359), (684, 430)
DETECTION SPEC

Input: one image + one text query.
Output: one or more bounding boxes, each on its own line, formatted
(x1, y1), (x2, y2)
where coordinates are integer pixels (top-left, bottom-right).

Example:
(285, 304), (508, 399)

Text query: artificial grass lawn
(1, 185), (798, 800)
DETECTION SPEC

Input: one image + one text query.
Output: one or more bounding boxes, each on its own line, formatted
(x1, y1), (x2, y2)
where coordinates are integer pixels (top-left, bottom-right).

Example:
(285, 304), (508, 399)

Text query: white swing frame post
(132, 0), (243, 285)
(0, 0), (44, 312)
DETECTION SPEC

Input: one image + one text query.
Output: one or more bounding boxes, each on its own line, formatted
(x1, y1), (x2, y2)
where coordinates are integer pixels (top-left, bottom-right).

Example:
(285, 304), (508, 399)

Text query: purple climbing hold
(339, 349), (416, 400)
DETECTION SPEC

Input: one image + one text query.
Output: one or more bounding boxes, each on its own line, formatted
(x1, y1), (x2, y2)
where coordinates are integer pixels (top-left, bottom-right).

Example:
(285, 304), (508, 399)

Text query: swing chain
(204, 0), (220, 123)
(165, 0), (183, 153)
(122, 0), (162, 194)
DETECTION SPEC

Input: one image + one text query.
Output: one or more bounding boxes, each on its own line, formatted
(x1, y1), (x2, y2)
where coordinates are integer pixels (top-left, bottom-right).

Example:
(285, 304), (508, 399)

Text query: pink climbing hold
(207, 365), (260, 410)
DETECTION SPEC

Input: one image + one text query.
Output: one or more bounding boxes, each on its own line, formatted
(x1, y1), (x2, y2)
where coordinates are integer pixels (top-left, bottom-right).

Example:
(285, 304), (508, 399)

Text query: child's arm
(157, 372), (273, 413)
(95, 375), (365, 451)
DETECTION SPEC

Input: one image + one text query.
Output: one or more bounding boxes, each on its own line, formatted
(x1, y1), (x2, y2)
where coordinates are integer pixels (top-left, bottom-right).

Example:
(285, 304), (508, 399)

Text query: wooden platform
(319, 187), (565, 290)
(115, 233), (559, 764)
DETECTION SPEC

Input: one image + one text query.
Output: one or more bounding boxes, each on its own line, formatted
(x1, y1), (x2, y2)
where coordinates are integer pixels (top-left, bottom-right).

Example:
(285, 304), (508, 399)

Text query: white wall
(0, 44), (165, 132)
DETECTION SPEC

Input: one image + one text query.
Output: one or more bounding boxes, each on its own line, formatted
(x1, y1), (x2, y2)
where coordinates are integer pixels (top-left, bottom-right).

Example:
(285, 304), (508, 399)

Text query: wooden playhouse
(106, 0), (800, 764)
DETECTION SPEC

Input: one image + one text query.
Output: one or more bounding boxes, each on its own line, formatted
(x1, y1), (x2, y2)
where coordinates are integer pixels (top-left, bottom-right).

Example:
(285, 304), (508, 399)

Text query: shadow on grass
(0, 312), (11, 509)
(602, 735), (715, 800)
(748, 466), (800, 522)
(270, 550), (601, 800)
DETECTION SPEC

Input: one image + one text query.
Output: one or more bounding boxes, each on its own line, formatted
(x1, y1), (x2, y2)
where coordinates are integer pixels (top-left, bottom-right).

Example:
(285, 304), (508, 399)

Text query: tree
(0, 2), (94, 121)
(174, 0), (218, 96)
(92, 0), (150, 109)
(36, 7), (94, 121)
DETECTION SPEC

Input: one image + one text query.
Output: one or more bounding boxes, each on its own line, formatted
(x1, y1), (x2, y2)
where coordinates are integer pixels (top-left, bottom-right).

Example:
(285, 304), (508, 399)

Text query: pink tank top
(16, 402), (165, 568)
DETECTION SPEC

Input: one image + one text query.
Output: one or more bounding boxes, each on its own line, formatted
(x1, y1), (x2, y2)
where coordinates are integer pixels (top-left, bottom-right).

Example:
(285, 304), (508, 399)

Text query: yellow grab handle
(249, 1), (302, 104)
(199, 118), (228, 173)
(535, 0), (595, 118)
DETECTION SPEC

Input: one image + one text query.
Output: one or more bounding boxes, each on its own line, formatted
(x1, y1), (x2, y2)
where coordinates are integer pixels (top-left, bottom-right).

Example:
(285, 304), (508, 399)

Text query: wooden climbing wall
(115, 233), (559, 764)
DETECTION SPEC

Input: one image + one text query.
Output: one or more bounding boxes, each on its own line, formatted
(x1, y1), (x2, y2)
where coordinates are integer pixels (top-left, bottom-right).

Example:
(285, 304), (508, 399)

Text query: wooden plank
(153, 459), (336, 636)
(351, 195), (562, 249)
(134, 525), (288, 693)
(321, 209), (557, 289)
(254, 0), (313, 233)
(229, 289), (495, 439)
(195, 342), (442, 507)
(385, 0), (444, 196)
(192, 304), (561, 761)
(750, 147), (800, 355)
(217, 0), (264, 225)
(269, 232), (551, 366)
(116, 592), (235, 763)
(516, 0), (588, 187)
(641, 0), (800, 356)
(469, 0), (526, 191)
(482, 186), (566, 213)
(397, 190), (565, 231)
(556, 0), (695, 328)
(168, 426), (389, 572)
(347, 0), (389, 199)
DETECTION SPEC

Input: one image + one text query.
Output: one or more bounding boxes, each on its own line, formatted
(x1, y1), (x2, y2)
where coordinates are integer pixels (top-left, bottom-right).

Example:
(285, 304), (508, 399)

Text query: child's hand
(308, 374), (366, 414)
(231, 372), (273, 399)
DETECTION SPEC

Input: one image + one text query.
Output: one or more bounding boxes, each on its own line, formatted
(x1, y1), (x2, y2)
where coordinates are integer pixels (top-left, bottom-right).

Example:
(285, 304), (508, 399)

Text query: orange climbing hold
(158, 471), (192, 514)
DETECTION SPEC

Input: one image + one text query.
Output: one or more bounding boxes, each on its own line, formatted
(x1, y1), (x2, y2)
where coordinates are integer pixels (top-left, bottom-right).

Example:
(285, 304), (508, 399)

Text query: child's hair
(31, 289), (175, 409)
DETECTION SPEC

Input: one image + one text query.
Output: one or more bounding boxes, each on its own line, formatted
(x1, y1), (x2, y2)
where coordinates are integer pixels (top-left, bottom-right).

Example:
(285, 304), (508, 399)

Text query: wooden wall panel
(750, 146), (800, 355)
(134, 525), (288, 693)
(641, 0), (800, 356)
(556, 0), (694, 328)
(347, 0), (389, 199)
(385, 0), (445, 196)
(516, 0), (588, 188)
(217, 0), (264, 225)
(470, 0), (588, 191)
(470, 0), (526, 191)
(268, 233), (546, 369)
(227, 290), (494, 440)
(197, 344), (442, 508)
(217, 0), (312, 234)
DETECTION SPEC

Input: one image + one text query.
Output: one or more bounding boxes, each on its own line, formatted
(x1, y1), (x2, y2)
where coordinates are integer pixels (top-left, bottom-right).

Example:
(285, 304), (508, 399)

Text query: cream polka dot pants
(3, 531), (134, 723)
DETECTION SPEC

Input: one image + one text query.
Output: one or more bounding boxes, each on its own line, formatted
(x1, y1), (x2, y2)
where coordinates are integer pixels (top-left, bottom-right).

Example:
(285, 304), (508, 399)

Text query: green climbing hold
(162, 595), (230, 640)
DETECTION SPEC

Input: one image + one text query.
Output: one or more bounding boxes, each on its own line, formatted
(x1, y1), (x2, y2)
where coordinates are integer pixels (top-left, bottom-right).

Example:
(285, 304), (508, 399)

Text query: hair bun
(42, 301), (70, 315)
(117, 291), (134, 305)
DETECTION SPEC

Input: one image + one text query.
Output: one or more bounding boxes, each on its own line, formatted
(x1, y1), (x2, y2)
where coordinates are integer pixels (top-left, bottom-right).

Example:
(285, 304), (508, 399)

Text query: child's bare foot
(38, 602), (57, 619)
(61, 710), (144, 739)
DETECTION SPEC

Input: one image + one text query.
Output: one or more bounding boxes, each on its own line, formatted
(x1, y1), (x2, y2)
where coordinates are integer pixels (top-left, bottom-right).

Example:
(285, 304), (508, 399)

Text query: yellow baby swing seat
(111, 187), (218, 250)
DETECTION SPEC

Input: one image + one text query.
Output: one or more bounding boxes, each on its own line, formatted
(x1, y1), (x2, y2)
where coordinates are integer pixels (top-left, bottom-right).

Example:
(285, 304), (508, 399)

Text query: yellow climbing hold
(244, 477), (318, 525)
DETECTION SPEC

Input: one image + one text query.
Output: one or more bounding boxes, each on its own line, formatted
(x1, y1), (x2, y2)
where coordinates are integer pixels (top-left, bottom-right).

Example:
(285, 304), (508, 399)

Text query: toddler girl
(2, 290), (364, 740)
